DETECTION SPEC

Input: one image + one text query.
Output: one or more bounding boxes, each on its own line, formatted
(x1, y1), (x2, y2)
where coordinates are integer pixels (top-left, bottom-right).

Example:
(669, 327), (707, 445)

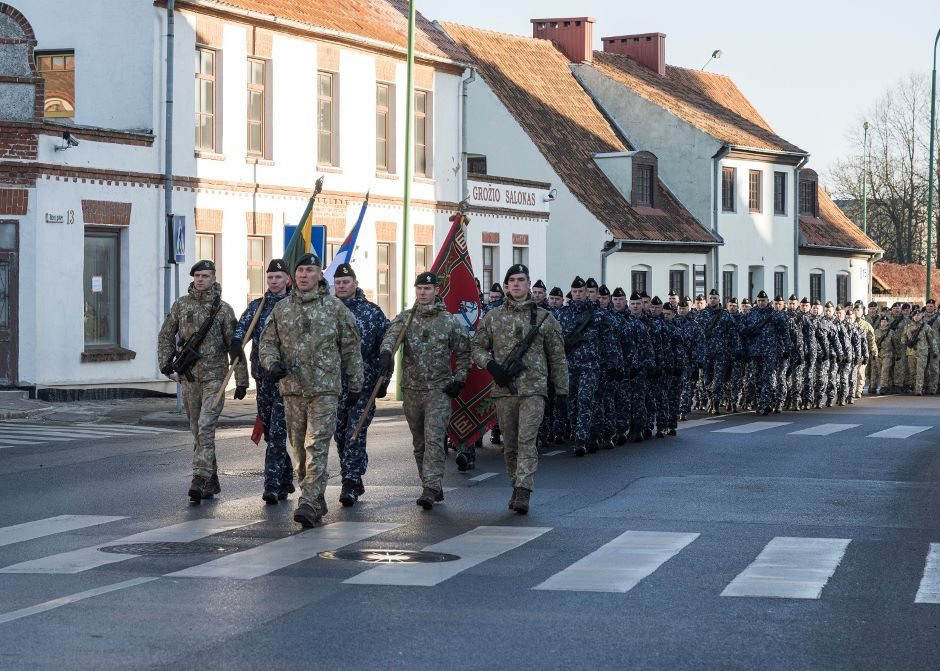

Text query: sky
(430, 0), (939, 186)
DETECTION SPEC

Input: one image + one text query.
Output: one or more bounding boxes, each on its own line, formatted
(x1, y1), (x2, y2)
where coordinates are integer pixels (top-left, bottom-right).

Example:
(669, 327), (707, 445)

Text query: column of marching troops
(158, 255), (940, 525)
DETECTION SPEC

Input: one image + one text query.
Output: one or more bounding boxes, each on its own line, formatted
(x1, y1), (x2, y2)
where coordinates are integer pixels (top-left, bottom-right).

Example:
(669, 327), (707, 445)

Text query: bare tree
(828, 73), (939, 265)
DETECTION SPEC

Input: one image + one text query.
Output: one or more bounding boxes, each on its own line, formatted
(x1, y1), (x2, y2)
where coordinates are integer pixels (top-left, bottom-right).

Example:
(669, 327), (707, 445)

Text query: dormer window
(632, 151), (657, 208)
(799, 169), (818, 217)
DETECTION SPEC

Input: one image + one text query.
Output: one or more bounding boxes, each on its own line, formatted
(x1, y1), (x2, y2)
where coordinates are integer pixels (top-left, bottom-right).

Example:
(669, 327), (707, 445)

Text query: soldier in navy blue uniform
(740, 290), (791, 415)
(696, 288), (740, 415)
(532, 279), (548, 309)
(627, 291), (655, 441)
(332, 263), (389, 506)
(484, 283), (505, 445)
(232, 259), (294, 503)
(676, 299), (705, 421)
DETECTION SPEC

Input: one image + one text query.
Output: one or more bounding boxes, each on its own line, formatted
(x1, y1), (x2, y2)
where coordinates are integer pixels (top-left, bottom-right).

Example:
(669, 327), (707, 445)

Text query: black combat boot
(508, 488), (519, 510)
(318, 494), (328, 516)
(339, 480), (359, 507)
(208, 473), (221, 496)
(188, 475), (211, 503)
(490, 426), (502, 445)
(643, 428), (653, 440)
(586, 440), (598, 454)
(278, 481), (295, 500)
(416, 487), (439, 510)
(456, 450), (475, 472)
(573, 443), (587, 457)
(293, 502), (322, 528)
(615, 432), (627, 446)
(666, 428), (677, 436)
(655, 429), (664, 438)
(511, 488), (531, 514)
(262, 486), (279, 505)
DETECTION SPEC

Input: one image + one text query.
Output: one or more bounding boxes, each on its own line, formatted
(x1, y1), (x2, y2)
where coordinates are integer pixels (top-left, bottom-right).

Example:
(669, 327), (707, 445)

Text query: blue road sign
(283, 224), (327, 261)
(173, 215), (186, 264)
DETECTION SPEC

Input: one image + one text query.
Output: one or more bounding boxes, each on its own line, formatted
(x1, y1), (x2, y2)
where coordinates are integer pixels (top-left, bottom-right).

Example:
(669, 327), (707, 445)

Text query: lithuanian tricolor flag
(283, 177), (323, 274)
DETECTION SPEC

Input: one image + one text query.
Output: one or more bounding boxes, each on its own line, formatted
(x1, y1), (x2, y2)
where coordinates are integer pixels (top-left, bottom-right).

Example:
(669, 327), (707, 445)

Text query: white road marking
(468, 472), (498, 483)
(680, 418), (726, 430)
(0, 577), (158, 625)
(0, 515), (126, 548)
(867, 425), (931, 439)
(0, 427), (130, 438)
(166, 522), (401, 580)
(721, 536), (850, 599)
(789, 423), (860, 436)
(542, 450), (565, 456)
(712, 421), (791, 434)
(533, 530), (699, 593)
(81, 423), (181, 433)
(0, 519), (260, 574)
(344, 526), (550, 587)
(915, 543), (940, 603)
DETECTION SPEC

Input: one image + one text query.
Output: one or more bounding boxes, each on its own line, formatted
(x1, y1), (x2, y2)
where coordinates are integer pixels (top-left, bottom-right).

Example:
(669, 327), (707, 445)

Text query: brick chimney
(601, 33), (666, 76)
(531, 17), (595, 64)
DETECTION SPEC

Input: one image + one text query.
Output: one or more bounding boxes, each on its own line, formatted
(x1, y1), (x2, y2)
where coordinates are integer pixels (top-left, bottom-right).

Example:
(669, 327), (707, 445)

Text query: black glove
(346, 390), (361, 406)
(377, 351), (394, 377)
(444, 380), (465, 398)
(228, 340), (244, 364)
(486, 360), (513, 387)
(268, 362), (288, 381)
(376, 380), (390, 399)
(233, 385), (248, 400)
(160, 360), (174, 377)
(691, 369), (700, 382)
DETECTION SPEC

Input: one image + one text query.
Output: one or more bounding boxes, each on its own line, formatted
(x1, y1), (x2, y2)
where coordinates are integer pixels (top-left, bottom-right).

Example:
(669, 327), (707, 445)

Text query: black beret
(612, 287), (626, 298)
(667, 290), (678, 297)
(533, 279), (546, 289)
(190, 259), (215, 276)
(504, 263), (529, 284)
(869, 301), (878, 307)
(928, 299), (937, 305)
(678, 300), (689, 307)
(630, 291), (642, 301)
(788, 294), (798, 301)
(415, 271), (438, 287)
(880, 315), (889, 321)
(566, 291), (572, 299)
(902, 303), (911, 310)
(774, 295), (784, 302)
(731, 297), (740, 305)
(571, 276), (585, 289)
(490, 283), (504, 294)
(640, 291), (650, 299)
(549, 286), (563, 297)
(585, 277), (599, 289)
(334, 263), (356, 279)
(650, 296), (663, 306)
(812, 299), (822, 306)
(266, 259), (289, 274)
(709, 288), (719, 296)
(684, 296), (692, 302)
(294, 253), (321, 270)
(800, 297), (810, 304)
(757, 290), (768, 299)
(824, 301), (834, 308)
(695, 294), (705, 301)
(599, 284), (611, 296)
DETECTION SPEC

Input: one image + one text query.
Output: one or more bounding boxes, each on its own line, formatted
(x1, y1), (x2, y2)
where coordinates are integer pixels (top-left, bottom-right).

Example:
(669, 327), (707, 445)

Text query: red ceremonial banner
(431, 212), (497, 446)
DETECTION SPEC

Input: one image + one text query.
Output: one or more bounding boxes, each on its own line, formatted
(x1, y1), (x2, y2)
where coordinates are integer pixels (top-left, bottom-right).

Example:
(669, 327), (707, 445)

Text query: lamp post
(701, 49), (722, 71)
(927, 28), (940, 302)
(862, 121), (869, 235)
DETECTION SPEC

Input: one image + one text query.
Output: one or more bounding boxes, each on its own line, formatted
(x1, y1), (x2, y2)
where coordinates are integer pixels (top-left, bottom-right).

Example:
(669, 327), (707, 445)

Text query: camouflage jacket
(856, 316), (877, 359)
(675, 314), (706, 369)
(234, 288), (291, 381)
(381, 299), (470, 391)
(471, 294), (568, 398)
(658, 317), (687, 373)
(799, 312), (820, 362)
(740, 306), (790, 360)
(818, 316), (844, 361)
(556, 299), (609, 370)
(696, 306), (741, 359)
(258, 282), (363, 397)
(881, 314), (909, 352)
(157, 282), (248, 385)
(901, 320), (936, 357)
(785, 310), (806, 362)
(341, 288), (390, 390)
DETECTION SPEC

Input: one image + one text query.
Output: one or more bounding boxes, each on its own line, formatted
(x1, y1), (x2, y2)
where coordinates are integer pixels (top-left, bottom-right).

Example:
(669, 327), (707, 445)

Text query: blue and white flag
(324, 192), (369, 286)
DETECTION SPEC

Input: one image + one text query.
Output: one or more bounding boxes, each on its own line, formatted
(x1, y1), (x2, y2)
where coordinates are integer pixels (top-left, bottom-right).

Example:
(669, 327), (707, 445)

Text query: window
(799, 179), (817, 216)
(247, 58), (266, 156)
(318, 71), (336, 165)
(84, 230), (120, 346)
(195, 233), (216, 263)
(722, 270), (734, 303)
(773, 172), (787, 215)
(748, 170), (762, 213)
(36, 50), (75, 118)
(481, 245), (496, 292)
(669, 269), (685, 296)
(414, 90), (431, 177)
(634, 164), (653, 207)
(721, 167), (736, 212)
(415, 245), (432, 275)
(512, 246), (527, 266)
(195, 48), (216, 151)
(836, 273), (850, 306)
(376, 83), (391, 172)
(774, 271), (785, 300)
(247, 235), (268, 302)
(631, 270), (648, 295)
(376, 243), (394, 316)
(326, 241), (341, 266)
(467, 155), (487, 174)
(810, 273), (823, 303)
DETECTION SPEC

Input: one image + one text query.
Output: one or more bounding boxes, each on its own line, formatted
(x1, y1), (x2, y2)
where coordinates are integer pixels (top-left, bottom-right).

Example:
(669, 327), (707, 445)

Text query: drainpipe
(163, 0), (175, 317)
(793, 155), (809, 296)
(600, 240), (623, 285)
(712, 145), (731, 290)
(460, 67), (476, 201)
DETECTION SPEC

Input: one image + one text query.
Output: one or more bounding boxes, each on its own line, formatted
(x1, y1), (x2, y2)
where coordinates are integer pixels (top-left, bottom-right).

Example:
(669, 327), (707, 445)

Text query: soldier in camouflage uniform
(697, 288), (740, 415)
(902, 309), (937, 395)
(676, 299), (705, 420)
(659, 304), (686, 435)
(158, 260), (248, 502)
(381, 271), (470, 510)
(471, 264), (568, 513)
(853, 303), (877, 396)
(833, 306), (852, 405)
(532, 279), (548, 309)
(259, 253), (363, 528)
(332, 263), (389, 507)
(609, 288), (635, 441)
(880, 303), (909, 393)
(740, 290), (790, 415)
(783, 295), (806, 411)
(627, 291), (655, 441)
(922, 300), (940, 394)
(232, 258), (293, 503)
(798, 298), (819, 410)
(546, 286), (568, 443)
(871, 315), (890, 393)
(593, 284), (623, 449)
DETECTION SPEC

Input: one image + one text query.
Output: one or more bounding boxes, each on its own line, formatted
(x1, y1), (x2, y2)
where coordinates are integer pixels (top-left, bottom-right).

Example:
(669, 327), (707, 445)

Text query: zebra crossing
(0, 422), (180, 448)
(1, 513), (939, 606)
(680, 418), (933, 439)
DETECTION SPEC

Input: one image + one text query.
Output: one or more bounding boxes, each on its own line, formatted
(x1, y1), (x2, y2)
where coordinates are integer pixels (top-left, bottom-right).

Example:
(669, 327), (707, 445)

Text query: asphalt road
(0, 395), (939, 670)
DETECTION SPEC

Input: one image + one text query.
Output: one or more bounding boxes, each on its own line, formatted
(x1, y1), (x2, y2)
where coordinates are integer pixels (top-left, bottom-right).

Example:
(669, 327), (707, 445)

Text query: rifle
(906, 322), (926, 350)
(877, 315), (904, 348)
(213, 295), (266, 408)
(564, 308), (594, 354)
(703, 307), (723, 339)
(741, 311), (774, 340)
(168, 296), (222, 382)
(498, 306), (550, 395)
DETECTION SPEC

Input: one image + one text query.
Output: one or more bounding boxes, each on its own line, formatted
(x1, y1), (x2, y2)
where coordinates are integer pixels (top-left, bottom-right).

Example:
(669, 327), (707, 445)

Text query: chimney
(531, 17), (595, 64)
(601, 33), (666, 76)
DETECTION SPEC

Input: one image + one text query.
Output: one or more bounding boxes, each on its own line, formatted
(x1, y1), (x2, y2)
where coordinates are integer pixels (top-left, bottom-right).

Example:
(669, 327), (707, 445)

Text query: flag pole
(398, 0), (416, 400)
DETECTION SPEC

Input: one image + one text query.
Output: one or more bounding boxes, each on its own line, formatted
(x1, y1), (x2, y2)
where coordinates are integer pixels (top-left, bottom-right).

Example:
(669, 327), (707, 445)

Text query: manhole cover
(318, 549), (460, 564)
(99, 542), (239, 555)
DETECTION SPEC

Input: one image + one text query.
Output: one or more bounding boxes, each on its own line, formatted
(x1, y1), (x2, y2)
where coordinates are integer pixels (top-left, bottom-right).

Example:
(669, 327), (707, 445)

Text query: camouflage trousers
(567, 366), (599, 444)
(283, 394), (339, 510)
(881, 354), (907, 390)
(868, 356), (881, 391)
(835, 361), (852, 403)
(908, 352), (928, 392)
(181, 378), (223, 479)
(616, 377), (632, 434)
(596, 373), (619, 439)
(334, 376), (378, 487)
(855, 363), (867, 397)
(659, 371), (681, 430)
(787, 360), (804, 408)
(628, 374), (648, 437)
(815, 358), (833, 405)
(538, 385), (555, 445)
(495, 395), (544, 491)
(704, 357), (731, 407)
(403, 389), (451, 491)
(645, 376), (659, 431)
(751, 356), (778, 410)
(679, 368), (694, 415)
(926, 353), (939, 393)
(256, 378), (293, 491)
(801, 358), (817, 407)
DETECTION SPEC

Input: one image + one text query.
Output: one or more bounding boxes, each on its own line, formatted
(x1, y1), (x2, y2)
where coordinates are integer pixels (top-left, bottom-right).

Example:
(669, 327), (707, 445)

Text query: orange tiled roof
(800, 187), (881, 253)
(195, 0), (469, 62)
(441, 23), (716, 245)
(590, 51), (805, 154)
(872, 262), (940, 300)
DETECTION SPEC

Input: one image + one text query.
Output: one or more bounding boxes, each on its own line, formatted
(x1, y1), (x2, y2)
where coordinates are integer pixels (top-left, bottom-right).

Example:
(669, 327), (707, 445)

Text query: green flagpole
(398, 0), (416, 401)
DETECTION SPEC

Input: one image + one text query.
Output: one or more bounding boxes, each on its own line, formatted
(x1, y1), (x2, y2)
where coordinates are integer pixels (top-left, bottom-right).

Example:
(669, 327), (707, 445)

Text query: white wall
(801, 255), (869, 305)
(607, 251), (710, 297)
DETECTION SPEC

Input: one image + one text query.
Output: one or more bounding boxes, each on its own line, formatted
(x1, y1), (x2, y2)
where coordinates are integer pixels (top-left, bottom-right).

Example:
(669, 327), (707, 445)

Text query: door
(0, 221), (18, 384)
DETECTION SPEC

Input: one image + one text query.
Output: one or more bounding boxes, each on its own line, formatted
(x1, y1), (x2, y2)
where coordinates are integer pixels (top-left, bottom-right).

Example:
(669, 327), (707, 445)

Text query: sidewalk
(0, 393), (403, 427)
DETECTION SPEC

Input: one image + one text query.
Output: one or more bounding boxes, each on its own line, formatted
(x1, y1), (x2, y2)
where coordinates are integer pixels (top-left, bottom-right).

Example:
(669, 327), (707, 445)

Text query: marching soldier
(258, 253), (363, 528)
(532, 279), (548, 309)
(902, 309), (937, 395)
(380, 271), (470, 510)
(676, 299), (705, 420)
(158, 260), (248, 502)
(853, 303), (877, 396)
(923, 299), (940, 394)
(740, 290), (790, 416)
(471, 264), (568, 513)
(697, 288), (739, 415)
(232, 259), (293, 503)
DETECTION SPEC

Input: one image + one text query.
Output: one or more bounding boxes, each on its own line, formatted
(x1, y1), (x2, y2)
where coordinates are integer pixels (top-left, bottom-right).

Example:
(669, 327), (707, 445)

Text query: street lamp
(927, 28), (940, 303)
(701, 50), (722, 71)
(862, 121), (869, 235)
